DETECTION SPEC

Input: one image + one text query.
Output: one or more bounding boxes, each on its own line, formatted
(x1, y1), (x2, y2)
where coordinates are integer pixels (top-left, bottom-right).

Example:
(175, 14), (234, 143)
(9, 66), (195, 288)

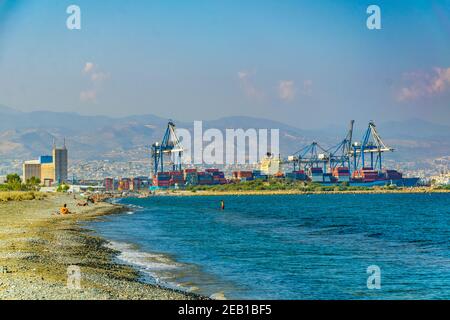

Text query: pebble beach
(0, 193), (197, 300)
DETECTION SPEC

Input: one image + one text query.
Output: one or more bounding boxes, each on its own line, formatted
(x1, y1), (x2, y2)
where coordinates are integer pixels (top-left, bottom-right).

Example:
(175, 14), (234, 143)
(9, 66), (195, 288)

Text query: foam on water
(106, 240), (197, 291)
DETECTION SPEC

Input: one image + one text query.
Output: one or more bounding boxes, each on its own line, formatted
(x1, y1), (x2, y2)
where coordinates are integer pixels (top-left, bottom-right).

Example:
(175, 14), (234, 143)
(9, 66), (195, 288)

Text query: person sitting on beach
(59, 204), (71, 215)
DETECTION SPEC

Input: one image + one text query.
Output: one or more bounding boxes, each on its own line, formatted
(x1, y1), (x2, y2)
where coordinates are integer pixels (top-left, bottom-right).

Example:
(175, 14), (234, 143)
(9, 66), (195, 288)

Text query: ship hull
(321, 178), (420, 187)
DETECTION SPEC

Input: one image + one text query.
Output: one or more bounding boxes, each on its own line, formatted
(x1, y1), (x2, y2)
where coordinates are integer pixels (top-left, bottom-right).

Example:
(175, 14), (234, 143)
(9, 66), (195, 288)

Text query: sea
(88, 193), (450, 299)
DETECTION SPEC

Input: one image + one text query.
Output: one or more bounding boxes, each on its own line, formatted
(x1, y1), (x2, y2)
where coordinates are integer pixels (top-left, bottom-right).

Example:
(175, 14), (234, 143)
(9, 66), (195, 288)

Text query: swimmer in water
(220, 200), (225, 210)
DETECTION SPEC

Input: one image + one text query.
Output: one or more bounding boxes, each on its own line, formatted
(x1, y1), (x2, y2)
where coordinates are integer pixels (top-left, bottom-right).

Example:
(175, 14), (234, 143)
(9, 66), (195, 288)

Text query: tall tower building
(53, 141), (68, 184)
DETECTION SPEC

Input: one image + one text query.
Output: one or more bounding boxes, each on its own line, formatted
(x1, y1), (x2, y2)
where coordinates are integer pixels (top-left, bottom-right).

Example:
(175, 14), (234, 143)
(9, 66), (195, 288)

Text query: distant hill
(0, 105), (449, 164)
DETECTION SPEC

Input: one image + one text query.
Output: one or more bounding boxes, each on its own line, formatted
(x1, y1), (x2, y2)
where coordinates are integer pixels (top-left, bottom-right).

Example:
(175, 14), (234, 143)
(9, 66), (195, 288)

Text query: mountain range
(0, 105), (449, 164)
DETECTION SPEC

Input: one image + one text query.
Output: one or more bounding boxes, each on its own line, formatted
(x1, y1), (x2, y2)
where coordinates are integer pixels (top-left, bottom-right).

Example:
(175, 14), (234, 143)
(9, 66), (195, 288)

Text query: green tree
(26, 177), (41, 191)
(57, 184), (70, 192)
(5, 173), (23, 191)
(6, 173), (21, 184)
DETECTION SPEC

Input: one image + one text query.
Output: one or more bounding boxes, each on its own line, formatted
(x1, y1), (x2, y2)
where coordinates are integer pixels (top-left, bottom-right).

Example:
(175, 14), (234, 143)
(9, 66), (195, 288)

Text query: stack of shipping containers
(309, 167), (324, 182)
(332, 167), (350, 182)
(232, 171), (253, 181)
(206, 169), (227, 185)
(169, 171), (185, 186)
(285, 170), (306, 181)
(131, 176), (150, 191)
(184, 169), (198, 185)
(153, 172), (170, 188)
(252, 170), (268, 180)
(197, 171), (214, 185)
(323, 173), (333, 182)
(352, 168), (379, 182)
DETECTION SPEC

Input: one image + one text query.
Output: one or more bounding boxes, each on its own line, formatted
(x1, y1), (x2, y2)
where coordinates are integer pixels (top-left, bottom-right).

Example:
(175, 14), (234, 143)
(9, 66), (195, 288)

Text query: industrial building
(23, 160), (41, 182)
(22, 141), (68, 186)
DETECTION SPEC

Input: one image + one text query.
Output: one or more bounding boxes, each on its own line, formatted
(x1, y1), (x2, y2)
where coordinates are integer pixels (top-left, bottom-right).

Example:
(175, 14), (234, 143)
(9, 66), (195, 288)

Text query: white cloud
(430, 67), (450, 93)
(91, 72), (110, 83)
(237, 70), (264, 100)
(80, 90), (96, 102)
(278, 80), (296, 101)
(238, 71), (248, 80)
(80, 62), (110, 102)
(83, 62), (94, 74)
(397, 67), (450, 102)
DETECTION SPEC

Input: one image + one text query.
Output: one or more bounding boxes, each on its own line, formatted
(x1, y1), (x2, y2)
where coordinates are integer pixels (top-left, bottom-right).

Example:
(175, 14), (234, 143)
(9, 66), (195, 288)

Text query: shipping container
(254, 174), (268, 180)
(311, 175), (324, 182)
(337, 175), (350, 182)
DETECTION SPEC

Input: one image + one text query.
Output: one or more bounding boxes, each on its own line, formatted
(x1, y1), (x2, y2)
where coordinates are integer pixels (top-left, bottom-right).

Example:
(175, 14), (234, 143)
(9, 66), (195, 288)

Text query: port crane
(326, 120), (354, 170)
(350, 121), (394, 171)
(288, 142), (330, 172)
(151, 121), (184, 177)
(286, 120), (393, 175)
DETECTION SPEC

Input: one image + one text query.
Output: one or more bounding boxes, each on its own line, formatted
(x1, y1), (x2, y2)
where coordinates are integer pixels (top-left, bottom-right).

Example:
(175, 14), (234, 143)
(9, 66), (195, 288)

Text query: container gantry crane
(350, 121), (394, 171)
(327, 120), (354, 171)
(151, 121), (184, 177)
(288, 142), (330, 172)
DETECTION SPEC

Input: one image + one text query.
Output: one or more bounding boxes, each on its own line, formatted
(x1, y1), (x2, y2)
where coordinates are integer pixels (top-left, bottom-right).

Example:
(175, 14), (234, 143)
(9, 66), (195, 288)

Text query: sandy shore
(0, 193), (197, 300)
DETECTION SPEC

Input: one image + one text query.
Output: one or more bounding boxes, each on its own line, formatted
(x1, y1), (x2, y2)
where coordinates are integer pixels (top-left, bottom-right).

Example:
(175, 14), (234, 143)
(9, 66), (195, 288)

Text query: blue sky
(0, 0), (449, 128)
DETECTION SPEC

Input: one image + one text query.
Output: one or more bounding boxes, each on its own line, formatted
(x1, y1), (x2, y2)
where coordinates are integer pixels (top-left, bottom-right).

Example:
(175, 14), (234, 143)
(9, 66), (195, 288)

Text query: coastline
(163, 187), (450, 197)
(0, 193), (199, 300)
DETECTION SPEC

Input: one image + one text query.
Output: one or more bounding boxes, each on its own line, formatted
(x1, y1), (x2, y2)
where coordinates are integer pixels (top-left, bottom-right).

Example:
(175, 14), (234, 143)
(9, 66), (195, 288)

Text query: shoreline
(0, 193), (202, 300)
(161, 187), (450, 197)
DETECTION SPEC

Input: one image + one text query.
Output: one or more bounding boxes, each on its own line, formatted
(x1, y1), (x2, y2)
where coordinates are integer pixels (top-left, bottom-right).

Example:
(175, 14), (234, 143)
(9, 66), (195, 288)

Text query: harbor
(74, 120), (431, 196)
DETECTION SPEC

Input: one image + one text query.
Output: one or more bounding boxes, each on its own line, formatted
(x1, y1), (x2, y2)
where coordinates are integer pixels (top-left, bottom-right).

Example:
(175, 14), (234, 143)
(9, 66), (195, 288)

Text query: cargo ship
(302, 166), (420, 187)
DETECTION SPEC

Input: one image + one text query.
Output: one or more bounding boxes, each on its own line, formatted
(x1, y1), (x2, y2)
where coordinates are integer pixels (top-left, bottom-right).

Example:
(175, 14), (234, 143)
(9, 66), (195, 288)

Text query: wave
(106, 240), (197, 292)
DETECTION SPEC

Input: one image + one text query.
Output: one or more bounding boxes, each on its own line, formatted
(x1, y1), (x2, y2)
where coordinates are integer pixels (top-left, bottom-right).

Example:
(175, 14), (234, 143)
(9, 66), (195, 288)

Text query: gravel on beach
(0, 194), (197, 300)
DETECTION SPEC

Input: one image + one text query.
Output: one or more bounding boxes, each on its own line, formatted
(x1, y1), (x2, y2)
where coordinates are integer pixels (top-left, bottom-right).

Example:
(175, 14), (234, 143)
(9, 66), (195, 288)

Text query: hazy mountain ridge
(0, 106), (449, 163)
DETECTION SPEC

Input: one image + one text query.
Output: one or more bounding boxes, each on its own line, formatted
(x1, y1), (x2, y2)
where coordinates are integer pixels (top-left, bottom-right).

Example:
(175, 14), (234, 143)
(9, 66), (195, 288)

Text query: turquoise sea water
(89, 194), (450, 299)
